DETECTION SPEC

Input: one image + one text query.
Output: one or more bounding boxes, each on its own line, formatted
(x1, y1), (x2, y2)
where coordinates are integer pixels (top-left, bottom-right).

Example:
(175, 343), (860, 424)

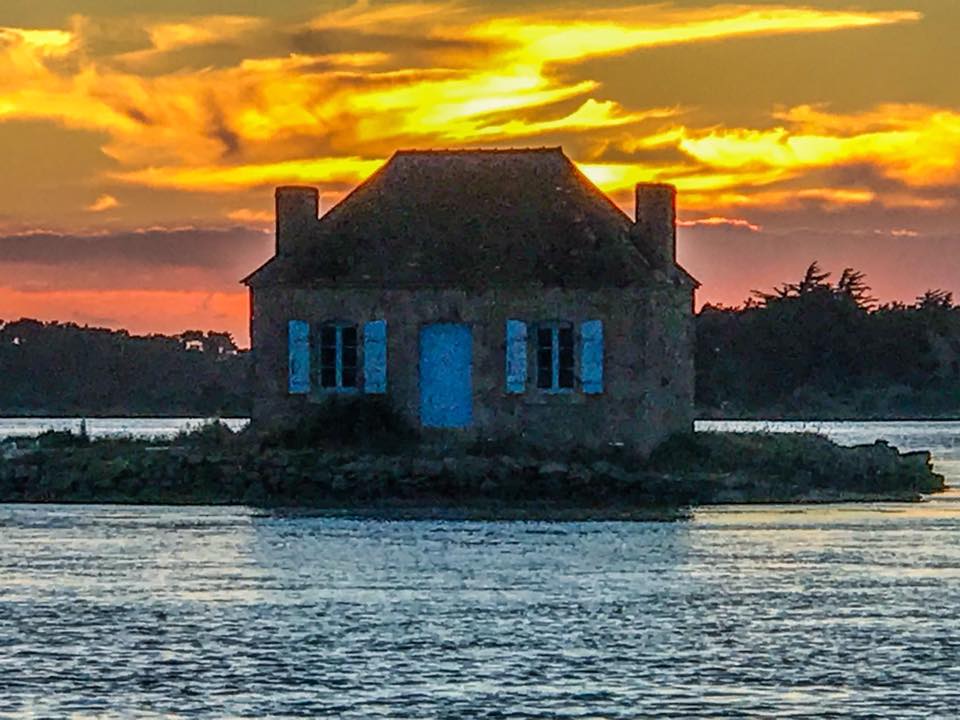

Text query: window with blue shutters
(505, 319), (527, 393)
(580, 319), (604, 394)
(536, 322), (574, 392)
(318, 323), (358, 391)
(363, 320), (387, 394)
(288, 320), (310, 394)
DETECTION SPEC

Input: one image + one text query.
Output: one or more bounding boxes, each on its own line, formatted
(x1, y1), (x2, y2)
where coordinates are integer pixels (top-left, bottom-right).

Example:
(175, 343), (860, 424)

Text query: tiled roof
(245, 147), (667, 288)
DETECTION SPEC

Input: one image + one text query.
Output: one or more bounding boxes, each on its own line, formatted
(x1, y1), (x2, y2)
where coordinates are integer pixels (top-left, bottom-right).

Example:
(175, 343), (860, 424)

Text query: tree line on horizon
(0, 319), (250, 417)
(696, 262), (960, 418)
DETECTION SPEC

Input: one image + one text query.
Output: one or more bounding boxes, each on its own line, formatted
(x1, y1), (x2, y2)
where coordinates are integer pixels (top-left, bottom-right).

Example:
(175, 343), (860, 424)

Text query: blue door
(420, 324), (473, 428)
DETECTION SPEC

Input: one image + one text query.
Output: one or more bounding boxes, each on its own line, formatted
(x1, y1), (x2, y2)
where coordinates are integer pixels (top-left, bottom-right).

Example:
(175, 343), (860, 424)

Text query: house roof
(244, 147), (691, 289)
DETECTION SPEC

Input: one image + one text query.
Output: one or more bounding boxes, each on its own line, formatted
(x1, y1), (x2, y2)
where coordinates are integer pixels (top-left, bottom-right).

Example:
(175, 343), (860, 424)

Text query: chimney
(275, 186), (319, 256)
(634, 182), (676, 268)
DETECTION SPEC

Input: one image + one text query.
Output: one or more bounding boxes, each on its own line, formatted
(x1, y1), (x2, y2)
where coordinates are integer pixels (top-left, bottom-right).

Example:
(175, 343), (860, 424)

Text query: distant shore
(0, 424), (944, 518)
(697, 409), (960, 422)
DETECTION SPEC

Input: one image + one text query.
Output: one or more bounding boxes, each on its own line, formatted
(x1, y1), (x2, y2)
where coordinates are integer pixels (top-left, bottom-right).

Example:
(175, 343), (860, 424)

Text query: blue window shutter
(505, 319), (527, 393)
(580, 320), (604, 394)
(288, 320), (310, 394)
(363, 320), (387, 394)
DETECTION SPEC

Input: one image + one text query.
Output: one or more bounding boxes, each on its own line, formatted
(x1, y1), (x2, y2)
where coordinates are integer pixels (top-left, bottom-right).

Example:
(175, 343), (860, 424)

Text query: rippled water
(2, 420), (960, 717)
(4, 503), (960, 717)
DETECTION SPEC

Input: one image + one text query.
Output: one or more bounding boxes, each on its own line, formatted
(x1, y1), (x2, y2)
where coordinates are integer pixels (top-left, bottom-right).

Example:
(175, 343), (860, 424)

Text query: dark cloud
(205, 98), (242, 158)
(289, 27), (492, 56)
(591, 141), (698, 167)
(122, 106), (153, 126)
(0, 225), (271, 275)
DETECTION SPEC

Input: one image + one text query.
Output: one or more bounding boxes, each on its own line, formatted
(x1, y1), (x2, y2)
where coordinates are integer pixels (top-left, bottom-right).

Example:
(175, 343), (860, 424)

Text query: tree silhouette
(697, 263), (960, 417)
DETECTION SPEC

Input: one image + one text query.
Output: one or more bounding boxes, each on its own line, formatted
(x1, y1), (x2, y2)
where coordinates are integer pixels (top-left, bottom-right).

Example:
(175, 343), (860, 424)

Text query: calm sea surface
(1, 420), (960, 717)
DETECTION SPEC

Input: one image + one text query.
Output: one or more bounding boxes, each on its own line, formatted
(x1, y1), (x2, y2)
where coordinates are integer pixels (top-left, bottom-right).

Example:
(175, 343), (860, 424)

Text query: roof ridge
(393, 147), (563, 156)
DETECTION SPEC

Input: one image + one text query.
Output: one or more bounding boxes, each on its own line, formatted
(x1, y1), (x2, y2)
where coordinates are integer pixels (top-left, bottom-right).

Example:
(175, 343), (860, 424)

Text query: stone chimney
(275, 186), (319, 256)
(633, 182), (676, 268)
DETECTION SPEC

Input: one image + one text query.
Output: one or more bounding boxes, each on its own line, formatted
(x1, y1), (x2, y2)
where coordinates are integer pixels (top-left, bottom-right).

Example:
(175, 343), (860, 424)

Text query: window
(318, 323), (358, 390)
(536, 323), (574, 391)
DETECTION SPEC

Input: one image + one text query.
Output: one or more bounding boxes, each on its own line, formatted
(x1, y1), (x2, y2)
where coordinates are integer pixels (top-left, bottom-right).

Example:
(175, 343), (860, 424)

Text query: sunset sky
(1, 0), (957, 344)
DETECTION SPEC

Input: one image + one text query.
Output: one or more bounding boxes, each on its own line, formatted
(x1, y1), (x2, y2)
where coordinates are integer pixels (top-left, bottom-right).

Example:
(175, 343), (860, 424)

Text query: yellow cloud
(0, 27), (75, 56)
(147, 16), (262, 52)
(113, 157), (384, 191)
(314, 1), (466, 31)
(0, 3), (938, 220)
(87, 194), (120, 212)
(466, 6), (919, 64)
(669, 105), (960, 200)
(678, 216), (762, 232)
(110, 15), (264, 70)
(227, 208), (273, 223)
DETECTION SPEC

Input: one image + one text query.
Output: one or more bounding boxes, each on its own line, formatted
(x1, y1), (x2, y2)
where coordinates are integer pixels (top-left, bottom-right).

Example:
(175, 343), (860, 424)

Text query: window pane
(537, 363), (552, 389)
(320, 366), (336, 388)
(537, 320), (553, 385)
(538, 326), (556, 389)
(320, 326), (337, 347)
(342, 326), (357, 347)
(342, 366), (357, 388)
(537, 327), (552, 350)
(320, 345), (336, 369)
(342, 343), (357, 369)
(559, 328), (574, 388)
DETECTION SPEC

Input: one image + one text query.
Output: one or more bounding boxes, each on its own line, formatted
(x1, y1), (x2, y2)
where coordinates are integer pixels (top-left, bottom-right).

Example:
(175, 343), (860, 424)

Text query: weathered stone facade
(250, 284), (693, 452)
(244, 148), (697, 453)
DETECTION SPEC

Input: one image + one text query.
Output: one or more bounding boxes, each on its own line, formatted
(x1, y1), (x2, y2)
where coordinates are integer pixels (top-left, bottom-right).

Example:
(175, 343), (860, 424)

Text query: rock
(498, 456), (522, 473)
(412, 459), (443, 478)
(458, 456), (493, 484)
(1, 442), (29, 461)
(567, 464), (593, 485)
(538, 461), (569, 479)
(479, 478), (499, 494)
(442, 457), (459, 474)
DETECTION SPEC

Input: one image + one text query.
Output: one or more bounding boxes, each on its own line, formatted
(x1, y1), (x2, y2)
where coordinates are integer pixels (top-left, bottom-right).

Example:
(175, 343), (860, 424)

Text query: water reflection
(2, 503), (960, 717)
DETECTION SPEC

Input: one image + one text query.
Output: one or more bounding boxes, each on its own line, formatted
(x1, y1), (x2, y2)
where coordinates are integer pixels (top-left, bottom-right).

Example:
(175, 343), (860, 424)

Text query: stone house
(242, 148), (697, 452)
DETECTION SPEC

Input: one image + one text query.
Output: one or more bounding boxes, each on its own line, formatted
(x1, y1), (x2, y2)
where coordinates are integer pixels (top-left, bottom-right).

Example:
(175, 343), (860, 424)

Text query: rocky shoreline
(0, 423), (945, 518)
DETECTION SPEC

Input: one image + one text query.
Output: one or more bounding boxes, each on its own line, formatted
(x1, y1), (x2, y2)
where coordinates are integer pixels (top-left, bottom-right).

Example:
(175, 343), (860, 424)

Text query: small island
(0, 400), (944, 520)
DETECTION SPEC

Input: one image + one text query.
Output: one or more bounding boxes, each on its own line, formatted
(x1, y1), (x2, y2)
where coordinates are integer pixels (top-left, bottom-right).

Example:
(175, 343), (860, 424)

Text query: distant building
(242, 148), (697, 452)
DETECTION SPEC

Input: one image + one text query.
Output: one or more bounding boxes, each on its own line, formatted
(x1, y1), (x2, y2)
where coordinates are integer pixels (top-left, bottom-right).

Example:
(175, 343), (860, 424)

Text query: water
(0, 417), (250, 440)
(1, 420), (959, 716)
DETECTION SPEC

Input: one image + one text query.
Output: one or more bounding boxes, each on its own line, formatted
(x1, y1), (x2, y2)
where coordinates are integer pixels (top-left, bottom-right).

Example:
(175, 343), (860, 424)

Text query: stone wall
(250, 282), (694, 454)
